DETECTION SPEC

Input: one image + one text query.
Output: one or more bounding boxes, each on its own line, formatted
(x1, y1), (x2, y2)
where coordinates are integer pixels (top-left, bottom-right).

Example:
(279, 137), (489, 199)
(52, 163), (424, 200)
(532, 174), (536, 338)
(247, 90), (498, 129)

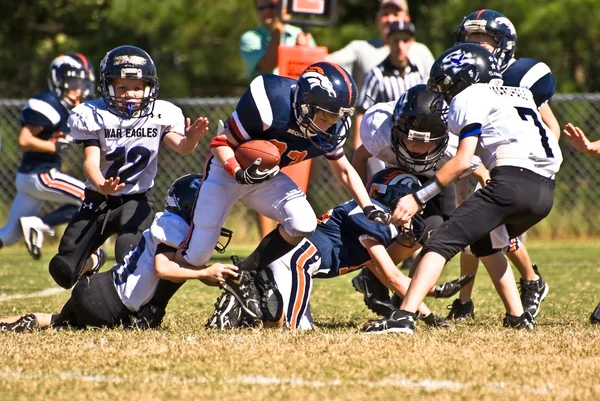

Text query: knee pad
(469, 235), (502, 258)
(282, 218), (317, 238)
(49, 254), (77, 289)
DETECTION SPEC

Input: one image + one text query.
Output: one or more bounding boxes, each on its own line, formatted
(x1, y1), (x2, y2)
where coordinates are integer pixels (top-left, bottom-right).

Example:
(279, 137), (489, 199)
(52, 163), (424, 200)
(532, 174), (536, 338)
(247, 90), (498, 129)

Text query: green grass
(1, 241), (600, 401)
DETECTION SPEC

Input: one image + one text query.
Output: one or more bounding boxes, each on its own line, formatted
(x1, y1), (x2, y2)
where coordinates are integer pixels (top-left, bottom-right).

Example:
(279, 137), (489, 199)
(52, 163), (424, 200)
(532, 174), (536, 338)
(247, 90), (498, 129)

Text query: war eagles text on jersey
(104, 127), (159, 138)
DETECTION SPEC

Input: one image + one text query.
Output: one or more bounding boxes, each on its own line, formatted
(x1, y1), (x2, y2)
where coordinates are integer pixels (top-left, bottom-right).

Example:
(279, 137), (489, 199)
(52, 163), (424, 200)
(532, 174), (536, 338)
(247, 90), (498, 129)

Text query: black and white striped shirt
(356, 57), (429, 113)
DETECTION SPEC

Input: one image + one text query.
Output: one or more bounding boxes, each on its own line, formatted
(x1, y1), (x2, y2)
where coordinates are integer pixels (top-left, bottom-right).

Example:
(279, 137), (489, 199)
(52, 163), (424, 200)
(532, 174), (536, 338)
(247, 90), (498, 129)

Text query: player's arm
(163, 117), (210, 155)
(563, 123), (600, 155)
(82, 145), (125, 195)
(157, 247), (238, 284)
(351, 144), (373, 185)
(352, 113), (364, 150)
(18, 124), (59, 153)
(391, 135), (478, 225)
(539, 103), (561, 140)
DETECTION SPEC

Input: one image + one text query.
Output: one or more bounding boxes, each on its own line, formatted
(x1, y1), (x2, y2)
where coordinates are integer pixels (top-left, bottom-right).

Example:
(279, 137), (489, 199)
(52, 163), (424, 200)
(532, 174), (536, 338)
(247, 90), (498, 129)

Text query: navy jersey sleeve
(346, 201), (396, 246)
(529, 70), (556, 107)
(504, 58), (556, 107)
(20, 92), (63, 130)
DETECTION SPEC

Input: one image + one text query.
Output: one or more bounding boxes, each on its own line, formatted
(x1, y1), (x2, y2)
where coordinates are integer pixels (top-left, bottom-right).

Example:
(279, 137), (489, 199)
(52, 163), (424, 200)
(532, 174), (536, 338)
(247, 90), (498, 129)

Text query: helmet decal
(301, 71), (337, 98)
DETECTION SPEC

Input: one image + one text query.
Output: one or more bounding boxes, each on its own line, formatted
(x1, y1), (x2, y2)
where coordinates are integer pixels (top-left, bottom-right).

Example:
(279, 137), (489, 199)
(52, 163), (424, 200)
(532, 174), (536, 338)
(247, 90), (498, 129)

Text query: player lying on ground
(206, 168), (474, 332)
(0, 174), (236, 333)
(385, 44), (562, 334)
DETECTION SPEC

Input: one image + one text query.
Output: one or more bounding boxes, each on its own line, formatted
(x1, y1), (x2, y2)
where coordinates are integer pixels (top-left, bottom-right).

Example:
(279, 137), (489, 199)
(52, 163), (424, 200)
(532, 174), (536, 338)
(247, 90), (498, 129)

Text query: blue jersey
(308, 199), (400, 278)
(18, 91), (70, 173)
(225, 74), (346, 167)
(503, 58), (556, 108)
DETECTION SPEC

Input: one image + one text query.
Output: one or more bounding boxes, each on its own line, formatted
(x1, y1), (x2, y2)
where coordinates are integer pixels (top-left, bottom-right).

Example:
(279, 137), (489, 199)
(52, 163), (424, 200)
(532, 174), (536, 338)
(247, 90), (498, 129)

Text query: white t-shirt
(448, 84), (562, 178)
(360, 100), (480, 179)
(69, 99), (184, 195)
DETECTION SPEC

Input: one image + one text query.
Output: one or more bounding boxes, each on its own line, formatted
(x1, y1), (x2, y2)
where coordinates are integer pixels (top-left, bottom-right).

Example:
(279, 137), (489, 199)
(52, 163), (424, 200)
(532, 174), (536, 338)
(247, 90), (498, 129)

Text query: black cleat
(503, 311), (536, 330)
(351, 268), (397, 318)
(255, 269), (283, 323)
(421, 313), (452, 328)
(447, 299), (475, 320)
(519, 265), (549, 318)
(590, 303), (600, 324)
(221, 270), (263, 320)
(205, 292), (243, 330)
(362, 310), (416, 334)
(0, 314), (40, 333)
(82, 248), (107, 277)
(434, 273), (475, 298)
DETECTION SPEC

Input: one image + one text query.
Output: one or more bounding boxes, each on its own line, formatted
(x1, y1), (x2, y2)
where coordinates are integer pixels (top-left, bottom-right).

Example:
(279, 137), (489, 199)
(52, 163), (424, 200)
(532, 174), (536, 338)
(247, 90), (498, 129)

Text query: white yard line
(0, 287), (65, 302)
(0, 370), (576, 395)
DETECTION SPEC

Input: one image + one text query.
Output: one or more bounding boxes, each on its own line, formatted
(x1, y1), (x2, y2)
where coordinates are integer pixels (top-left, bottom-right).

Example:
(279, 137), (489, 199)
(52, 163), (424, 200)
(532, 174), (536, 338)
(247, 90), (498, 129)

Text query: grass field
(1, 241), (600, 401)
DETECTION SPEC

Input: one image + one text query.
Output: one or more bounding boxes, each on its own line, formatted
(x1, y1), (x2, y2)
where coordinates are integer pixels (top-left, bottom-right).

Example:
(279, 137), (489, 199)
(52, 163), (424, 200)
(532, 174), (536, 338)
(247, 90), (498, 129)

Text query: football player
(385, 43), (562, 334)
(562, 122), (600, 324)
(180, 62), (391, 320)
(0, 174), (237, 332)
(48, 45), (209, 290)
(207, 169), (474, 331)
(449, 10), (556, 320)
(0, 53), (94, 259)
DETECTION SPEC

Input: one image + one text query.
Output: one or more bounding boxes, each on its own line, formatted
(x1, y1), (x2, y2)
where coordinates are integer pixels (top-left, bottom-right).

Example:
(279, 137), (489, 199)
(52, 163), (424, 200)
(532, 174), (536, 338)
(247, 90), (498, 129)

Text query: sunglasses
(256, 3), (276, 11)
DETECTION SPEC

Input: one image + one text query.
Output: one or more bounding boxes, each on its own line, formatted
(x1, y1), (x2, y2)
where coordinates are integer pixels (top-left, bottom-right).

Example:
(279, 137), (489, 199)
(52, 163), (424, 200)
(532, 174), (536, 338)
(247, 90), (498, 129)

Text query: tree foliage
(0, 0), (596, 97)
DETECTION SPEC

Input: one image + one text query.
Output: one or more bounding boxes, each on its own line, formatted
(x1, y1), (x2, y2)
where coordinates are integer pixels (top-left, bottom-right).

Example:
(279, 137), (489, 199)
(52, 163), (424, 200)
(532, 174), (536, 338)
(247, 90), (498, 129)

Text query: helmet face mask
(48, 53), (95, 109)
(99, 46), (159, 118)
(391, 85), (449, 173)
(428, 43), (504, 104)
(455, 10), (517, 72)
(295, 62), (357, 152)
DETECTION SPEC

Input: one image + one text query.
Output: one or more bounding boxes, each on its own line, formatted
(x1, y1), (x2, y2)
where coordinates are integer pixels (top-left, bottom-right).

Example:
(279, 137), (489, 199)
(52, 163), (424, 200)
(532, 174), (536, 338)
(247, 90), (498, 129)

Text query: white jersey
(69, 99), (185, 195)
(360, 101), (480, 179)
(448, 84), (562, 178)
(113, 212), (189, 311)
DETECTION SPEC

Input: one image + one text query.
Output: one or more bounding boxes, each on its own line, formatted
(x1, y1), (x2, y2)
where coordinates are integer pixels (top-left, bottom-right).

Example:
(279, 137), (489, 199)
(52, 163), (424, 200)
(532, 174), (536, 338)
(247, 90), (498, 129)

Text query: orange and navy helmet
(48, 52), (95, 108)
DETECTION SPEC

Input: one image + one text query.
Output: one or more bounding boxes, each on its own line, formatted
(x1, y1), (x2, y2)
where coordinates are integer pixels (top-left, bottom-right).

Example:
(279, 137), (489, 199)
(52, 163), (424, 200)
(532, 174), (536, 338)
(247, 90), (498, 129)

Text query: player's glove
(363, 204), (391, 225)
(52, 134), (74, 154)
(235, 158), (280, 185)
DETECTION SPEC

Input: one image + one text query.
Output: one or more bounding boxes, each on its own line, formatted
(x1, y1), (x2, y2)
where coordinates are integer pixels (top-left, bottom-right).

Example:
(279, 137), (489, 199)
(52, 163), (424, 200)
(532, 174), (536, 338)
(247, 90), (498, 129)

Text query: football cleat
(221, 270), (263, 320)
(362, 310), (416, 335)
(81, 248), (107, 277)
(351, 268), (397, 318)
(503, 311), (536, 330)
(433, 273), (475, 298)
(590, 303), (600, 324)
(205, 292), (243, 330)
(447, 299), (475, 320)
(0, 314), (40, 333)
(255, 269), (283, 323)
(519, 265), (549, 318)
(20, 216), (55, 260)
(421, 313), (452, 328)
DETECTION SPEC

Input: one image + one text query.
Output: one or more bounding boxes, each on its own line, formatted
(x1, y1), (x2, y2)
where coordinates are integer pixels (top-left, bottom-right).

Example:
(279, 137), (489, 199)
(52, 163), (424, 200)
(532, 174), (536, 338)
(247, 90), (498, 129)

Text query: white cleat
(20, 216), (55, 260)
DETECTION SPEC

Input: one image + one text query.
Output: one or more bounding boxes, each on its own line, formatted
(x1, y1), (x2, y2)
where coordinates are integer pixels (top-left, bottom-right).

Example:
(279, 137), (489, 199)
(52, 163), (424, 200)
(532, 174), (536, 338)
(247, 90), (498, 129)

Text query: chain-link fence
(0, 95), (599, 244)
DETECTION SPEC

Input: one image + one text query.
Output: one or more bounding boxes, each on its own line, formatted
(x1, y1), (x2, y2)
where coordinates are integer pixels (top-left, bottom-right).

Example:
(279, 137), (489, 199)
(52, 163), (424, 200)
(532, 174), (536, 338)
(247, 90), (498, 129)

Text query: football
(235, 140), (281, 170)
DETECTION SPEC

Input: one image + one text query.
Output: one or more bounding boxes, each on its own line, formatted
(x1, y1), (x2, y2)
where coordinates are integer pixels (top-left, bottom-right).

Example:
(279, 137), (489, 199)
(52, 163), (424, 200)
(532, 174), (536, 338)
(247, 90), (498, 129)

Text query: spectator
(240, 0), (316, 82)
(354, 20), (430, 153)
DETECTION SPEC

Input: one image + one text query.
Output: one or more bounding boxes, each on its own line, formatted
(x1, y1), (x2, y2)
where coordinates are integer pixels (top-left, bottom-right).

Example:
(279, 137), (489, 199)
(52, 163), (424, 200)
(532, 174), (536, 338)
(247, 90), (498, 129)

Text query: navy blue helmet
(428, 43), (504, 104)
(455, 10), (517, 72)
(391, 84), (449, 173)
(294, 62), (357, 152)
(98, 45), (159, 118)
(164, 174), (232, 253)
(48, 52), (95, 109)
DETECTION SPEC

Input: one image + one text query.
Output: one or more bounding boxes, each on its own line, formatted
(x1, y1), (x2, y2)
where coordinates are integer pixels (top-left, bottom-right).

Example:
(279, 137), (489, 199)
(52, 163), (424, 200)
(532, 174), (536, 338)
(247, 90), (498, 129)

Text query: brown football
(235, 140), (281, 170)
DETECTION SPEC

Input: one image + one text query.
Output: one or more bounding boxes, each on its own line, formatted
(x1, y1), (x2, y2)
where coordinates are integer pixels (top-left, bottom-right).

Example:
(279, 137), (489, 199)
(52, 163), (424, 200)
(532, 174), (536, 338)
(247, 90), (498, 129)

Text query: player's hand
(185, 116), (209, 145)
(51, 133), (74, 154)
(200, 263), (239, 286)
(391, 194), (421, 226)
(363, 204), (391, 225)
(563, 123), (594, 154)
(97, 176), (126, 195)
(234, 158), (280, 185)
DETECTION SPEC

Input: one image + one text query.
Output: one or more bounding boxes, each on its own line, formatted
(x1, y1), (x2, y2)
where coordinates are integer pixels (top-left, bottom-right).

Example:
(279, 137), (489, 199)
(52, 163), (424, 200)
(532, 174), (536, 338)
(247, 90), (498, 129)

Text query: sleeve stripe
(459, 123), (482, 140)
(325, 149), (344, 160)
(24, 98), (61, 125)
(249, 76), (273, 130)
(230, 111), (252, 142)
(520, 62), (551, 90)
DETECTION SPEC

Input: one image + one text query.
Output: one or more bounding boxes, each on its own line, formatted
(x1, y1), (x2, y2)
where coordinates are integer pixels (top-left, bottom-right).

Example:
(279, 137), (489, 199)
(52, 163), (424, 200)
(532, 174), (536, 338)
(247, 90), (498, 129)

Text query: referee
(353, 20), (431, 150)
